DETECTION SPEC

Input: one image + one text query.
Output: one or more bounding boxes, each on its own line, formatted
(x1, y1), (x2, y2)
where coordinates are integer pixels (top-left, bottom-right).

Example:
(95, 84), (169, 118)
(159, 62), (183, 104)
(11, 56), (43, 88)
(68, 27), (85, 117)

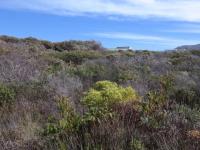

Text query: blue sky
(0, 0), (200, 50)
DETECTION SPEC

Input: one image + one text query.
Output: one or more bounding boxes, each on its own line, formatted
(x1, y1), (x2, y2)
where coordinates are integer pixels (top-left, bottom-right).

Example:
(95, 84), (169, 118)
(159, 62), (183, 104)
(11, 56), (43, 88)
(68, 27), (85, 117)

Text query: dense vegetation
(0, 36), (200, 150)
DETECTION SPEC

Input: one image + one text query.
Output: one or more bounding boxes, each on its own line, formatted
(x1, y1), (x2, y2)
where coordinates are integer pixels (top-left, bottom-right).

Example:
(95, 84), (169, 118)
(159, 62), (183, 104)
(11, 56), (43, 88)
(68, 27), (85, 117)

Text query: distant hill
(0, 35), (105, 52)
(175, 44), (200, 51)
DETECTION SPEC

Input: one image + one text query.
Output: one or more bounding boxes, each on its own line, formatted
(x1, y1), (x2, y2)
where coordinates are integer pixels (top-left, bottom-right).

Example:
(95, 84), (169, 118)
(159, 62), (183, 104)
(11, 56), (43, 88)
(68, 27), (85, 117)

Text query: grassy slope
(0, 36), (200, 150)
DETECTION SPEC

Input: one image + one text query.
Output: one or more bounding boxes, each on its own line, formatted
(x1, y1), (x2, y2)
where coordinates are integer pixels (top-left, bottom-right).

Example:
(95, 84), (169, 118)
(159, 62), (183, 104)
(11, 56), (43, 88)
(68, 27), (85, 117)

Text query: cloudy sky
(0, 0), (200, 50)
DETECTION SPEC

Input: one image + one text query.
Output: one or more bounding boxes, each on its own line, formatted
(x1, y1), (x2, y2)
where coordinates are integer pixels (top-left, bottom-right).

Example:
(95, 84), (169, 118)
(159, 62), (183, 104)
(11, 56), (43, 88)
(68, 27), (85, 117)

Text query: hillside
(0, 36), (200, 150)
(176, 43), (200, 51)
(0, 35), (105, 52)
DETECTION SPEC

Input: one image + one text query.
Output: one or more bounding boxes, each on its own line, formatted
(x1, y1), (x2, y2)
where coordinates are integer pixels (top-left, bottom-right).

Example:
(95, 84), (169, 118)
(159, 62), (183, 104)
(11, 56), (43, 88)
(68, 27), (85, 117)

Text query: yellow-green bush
(82, 81), (139, 122)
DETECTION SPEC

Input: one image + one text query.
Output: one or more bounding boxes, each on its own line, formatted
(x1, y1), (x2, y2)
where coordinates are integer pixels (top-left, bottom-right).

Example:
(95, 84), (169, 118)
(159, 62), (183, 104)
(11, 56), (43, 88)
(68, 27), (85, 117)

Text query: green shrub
(55, 50), (102, 64)
(67, 59), (121, 86)
(175, 105), (200, 125)
(159, 75), (174, 92)
(130, 138), (145, 150)
(58, 97), (81, 132)
(0, 84), (15, 107)
(142, 75), (174, 114)
(0, 47), (10, 55)
(44, 97), (80, 135)
(190, 50), (200, 57)
(44, 122), (60, 135)
(173, 88), (199, 108)
(41, 40), (54, 49)
(116, 70), (135, 82)
(69, 63), (108, 82)
(143, 91), (167, 114)
(53, 40), (103, 52)
(118, 50), (135, 57)
(170, 52), (190, 65)
(0, 35), (20, 43)
(46, 62), (63, 74)
(82, 81), (139, 122)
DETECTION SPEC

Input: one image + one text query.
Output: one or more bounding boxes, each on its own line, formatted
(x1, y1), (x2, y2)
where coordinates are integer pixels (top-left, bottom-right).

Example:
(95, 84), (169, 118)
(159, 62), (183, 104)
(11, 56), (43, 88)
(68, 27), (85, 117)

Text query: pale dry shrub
(0, 52), (48, 83)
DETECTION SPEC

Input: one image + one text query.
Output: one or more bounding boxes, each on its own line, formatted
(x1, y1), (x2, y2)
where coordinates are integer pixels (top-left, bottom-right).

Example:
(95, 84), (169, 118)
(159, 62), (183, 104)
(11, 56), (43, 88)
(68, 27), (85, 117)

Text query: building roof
(116, 46), (131, 49)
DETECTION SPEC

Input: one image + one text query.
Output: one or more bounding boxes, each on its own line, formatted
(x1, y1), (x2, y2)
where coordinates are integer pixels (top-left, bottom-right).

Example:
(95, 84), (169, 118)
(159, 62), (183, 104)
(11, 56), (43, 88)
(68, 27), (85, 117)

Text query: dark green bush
(130, 138), (145, 150)
(170, 52), (190, 65)
(41, 40), (54, 49)
(68, 62), (110, 83)
(55, 50), (102, 64)
(0, 35), (20, 43)
(190, 50), (200, 57)
(0, 84), (15, 107)
(46, 62), (63, 74)
(173, 88), (200, 108)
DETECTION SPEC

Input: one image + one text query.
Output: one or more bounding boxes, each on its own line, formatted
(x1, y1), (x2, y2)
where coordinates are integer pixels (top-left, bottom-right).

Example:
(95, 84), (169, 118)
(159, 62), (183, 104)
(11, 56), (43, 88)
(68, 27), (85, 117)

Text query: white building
(116, 46), (133, 51)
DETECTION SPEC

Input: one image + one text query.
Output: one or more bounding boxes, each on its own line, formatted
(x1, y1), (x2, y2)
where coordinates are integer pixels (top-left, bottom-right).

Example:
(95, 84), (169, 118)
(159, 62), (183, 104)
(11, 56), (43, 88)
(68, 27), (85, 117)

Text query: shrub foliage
(0, 84), (15, 107)
(1, 36), (200, 150)
(82, 81), (139, 122)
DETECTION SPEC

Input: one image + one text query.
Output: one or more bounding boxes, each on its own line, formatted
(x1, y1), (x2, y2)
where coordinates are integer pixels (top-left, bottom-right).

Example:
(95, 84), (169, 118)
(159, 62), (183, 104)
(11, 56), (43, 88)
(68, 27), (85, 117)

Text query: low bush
(175, 105), (200, 126)
(53, 40), (104, 52)
(116, 70), (136, 82)
(0, 35), (21, 43)
(68, 61), (113, 84)
(82, 81), (139, 122)
(173, 88), (200, 108)
(43, 97), (80, 135)
(143, 91), (167, 114)
(57, 97), (81, 132)
(70, 63), (105, 79)
(46, 62), (63, 74)
(190, 50), (200, 57)
(43, 82), (142, 149)
(170, 52), (191, 66)
(130, 138), (145, 150)
(0, 84), (15, 107)
(40, 40), (54, 49)
(54, 50), (102, 64)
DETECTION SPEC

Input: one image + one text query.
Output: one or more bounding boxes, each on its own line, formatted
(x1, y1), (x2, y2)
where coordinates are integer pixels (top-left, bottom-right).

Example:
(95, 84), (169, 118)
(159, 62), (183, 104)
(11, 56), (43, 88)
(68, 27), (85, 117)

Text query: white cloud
(1, 0), (200, 22)
(93, 32), (199, 46)
(95, 32), (165, 41)
(165, 24), (200, 34)
(126, 0), (155, 4)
